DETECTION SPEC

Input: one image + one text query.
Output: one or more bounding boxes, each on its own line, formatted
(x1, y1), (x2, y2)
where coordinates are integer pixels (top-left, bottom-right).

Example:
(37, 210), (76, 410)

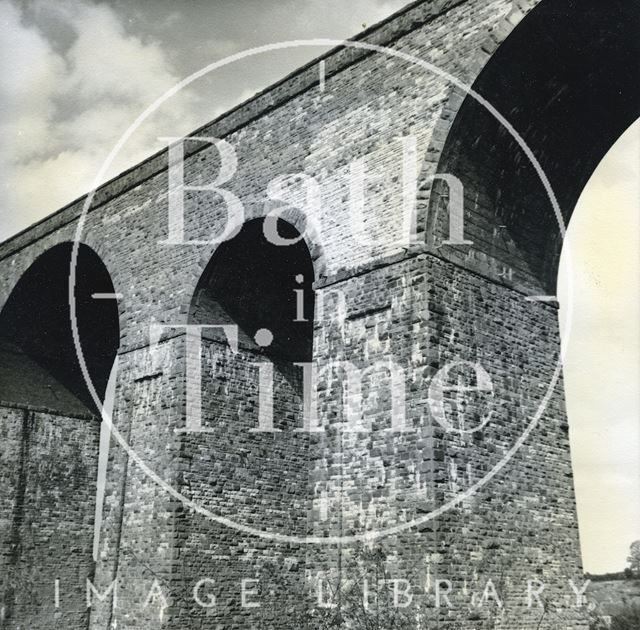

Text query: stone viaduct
(0, 0), (638, 628)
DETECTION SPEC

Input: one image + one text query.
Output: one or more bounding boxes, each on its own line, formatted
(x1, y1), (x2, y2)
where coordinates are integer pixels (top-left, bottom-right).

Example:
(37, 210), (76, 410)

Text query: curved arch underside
(0, 243), (120, 416)
(0, 245), (119, 628)
(430, 0), (640, 294)
(189, 218), (315, 364)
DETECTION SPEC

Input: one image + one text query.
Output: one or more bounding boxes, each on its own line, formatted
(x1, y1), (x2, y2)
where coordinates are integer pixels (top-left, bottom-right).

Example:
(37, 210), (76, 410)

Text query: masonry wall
(307, 252), (586, 628)
(0, 406), (99, 630)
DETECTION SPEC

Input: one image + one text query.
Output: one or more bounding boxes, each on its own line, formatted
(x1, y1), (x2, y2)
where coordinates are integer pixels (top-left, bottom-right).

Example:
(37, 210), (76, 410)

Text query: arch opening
(0, 242), (120, 416)
(0, 243), (119, 628)
(189, 217), (316, 369)
(168, 217), (318, 592)
(558, 119), (640, 575)
(425, 0), (640, 598)
(428, 0), (640, 294)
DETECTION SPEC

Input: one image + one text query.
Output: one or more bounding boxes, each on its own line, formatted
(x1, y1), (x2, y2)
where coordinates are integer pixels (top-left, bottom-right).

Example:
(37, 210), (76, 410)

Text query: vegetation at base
(590, 603), (640, 630)
(586, 569), (636, 582)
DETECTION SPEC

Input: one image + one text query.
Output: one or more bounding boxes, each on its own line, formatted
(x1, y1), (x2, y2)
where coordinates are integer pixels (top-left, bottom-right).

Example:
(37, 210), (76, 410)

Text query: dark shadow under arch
(189, 218), (316, 366)
(0, 245), (119, 627)
(428, 0), (640, 293)
(0, 242), (120, 416)
(173, 217), (318, 566)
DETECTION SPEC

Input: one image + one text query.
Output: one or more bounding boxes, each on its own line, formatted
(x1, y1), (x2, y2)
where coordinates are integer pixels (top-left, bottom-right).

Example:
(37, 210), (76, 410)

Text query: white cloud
(0, 0), (201, 240)
(58, 3), (181, 105)
(0, 0), (412, 241)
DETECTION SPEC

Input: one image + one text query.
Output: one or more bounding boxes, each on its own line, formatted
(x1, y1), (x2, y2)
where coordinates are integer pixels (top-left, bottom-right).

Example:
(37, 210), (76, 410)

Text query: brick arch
(0, 241), (120, 629)
(0, 234), (125, 336)
(166, 216), (318, 612)
(0, 240), (121, 414)
(420, 0), (640, 294)
(262, 204), (328, 281)
(189, 216), (317, 364)
(416, 0), (531, 208)
(190, 206), (328, 287)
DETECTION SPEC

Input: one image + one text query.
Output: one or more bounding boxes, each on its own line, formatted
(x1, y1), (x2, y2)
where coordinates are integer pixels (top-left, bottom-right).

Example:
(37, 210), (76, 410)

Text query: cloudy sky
(0, 0), (638, 574)
(0, 0), (407, 237)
